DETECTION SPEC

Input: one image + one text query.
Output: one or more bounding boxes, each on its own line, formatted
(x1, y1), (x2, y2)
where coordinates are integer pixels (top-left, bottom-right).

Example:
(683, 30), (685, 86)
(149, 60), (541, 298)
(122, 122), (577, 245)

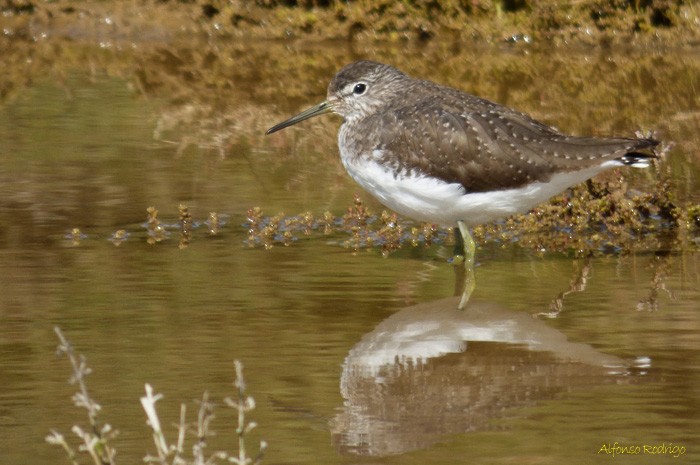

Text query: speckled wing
(373, 100), (657, 193)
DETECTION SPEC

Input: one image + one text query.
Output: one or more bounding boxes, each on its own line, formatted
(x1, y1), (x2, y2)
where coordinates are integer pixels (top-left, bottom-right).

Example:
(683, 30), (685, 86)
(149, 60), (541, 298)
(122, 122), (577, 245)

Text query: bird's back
(348, 77), (657, 193)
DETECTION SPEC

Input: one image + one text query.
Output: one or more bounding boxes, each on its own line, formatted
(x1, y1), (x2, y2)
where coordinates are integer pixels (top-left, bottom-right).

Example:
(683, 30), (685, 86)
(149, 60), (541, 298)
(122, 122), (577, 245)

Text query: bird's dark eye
(353, 83), (367, 95)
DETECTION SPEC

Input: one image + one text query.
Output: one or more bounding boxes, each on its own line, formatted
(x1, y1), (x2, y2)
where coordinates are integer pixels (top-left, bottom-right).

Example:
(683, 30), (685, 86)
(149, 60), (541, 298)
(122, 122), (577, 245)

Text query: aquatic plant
(179, 204), (193, 249)
(47, 328), (266, 465)
(46, 327), (118, 465)
(140, 360), (266, 465)
(147, 206), (169, 245)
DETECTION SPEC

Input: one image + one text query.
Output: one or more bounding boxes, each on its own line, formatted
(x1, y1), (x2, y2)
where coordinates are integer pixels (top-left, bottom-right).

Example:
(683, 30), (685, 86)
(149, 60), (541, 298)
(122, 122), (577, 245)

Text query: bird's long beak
(266, 101), (333, 135)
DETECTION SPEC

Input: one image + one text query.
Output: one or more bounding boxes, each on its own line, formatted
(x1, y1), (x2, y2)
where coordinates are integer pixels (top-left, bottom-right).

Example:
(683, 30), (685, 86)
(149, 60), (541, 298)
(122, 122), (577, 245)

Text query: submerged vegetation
(47, 327), (266, 465)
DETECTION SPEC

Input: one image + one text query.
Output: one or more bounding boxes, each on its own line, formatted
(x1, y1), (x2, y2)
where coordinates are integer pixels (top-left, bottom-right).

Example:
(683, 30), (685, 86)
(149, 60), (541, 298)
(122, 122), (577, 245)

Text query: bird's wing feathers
(374, 101), (655, 193)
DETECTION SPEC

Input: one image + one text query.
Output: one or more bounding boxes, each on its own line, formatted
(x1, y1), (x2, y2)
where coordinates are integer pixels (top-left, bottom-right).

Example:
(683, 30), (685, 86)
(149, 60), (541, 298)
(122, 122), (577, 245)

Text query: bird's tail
(619, 138), (659, 168)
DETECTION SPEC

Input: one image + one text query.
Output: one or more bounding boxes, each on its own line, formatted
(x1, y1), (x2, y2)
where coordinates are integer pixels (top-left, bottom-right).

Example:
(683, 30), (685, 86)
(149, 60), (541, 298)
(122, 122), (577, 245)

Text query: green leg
(452, 225), (465, 264)
(453, 221), (476, 310)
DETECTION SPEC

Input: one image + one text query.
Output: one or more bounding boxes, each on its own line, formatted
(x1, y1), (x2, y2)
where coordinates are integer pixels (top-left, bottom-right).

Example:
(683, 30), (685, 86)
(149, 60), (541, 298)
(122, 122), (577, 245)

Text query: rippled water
(1, 45), (699, 465)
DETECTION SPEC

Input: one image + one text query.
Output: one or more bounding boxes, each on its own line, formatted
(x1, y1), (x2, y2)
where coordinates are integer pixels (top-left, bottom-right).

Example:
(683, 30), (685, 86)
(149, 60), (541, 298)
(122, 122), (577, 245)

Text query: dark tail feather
(619, 138), (659, 168)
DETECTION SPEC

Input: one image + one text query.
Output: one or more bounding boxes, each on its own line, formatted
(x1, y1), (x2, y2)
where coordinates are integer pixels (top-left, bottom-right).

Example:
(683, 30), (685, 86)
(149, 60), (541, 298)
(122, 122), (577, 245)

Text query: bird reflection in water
(330, 296), (651, 456)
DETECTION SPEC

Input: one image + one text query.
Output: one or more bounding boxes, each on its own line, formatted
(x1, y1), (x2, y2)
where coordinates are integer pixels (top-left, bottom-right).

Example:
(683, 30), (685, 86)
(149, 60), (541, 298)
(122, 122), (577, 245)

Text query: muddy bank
(2, 0), (699, 46)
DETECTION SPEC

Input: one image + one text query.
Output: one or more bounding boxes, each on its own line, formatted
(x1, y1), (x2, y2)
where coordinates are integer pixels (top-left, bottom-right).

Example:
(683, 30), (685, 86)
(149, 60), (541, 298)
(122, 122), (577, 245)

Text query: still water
(1, 43), (699, 465)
